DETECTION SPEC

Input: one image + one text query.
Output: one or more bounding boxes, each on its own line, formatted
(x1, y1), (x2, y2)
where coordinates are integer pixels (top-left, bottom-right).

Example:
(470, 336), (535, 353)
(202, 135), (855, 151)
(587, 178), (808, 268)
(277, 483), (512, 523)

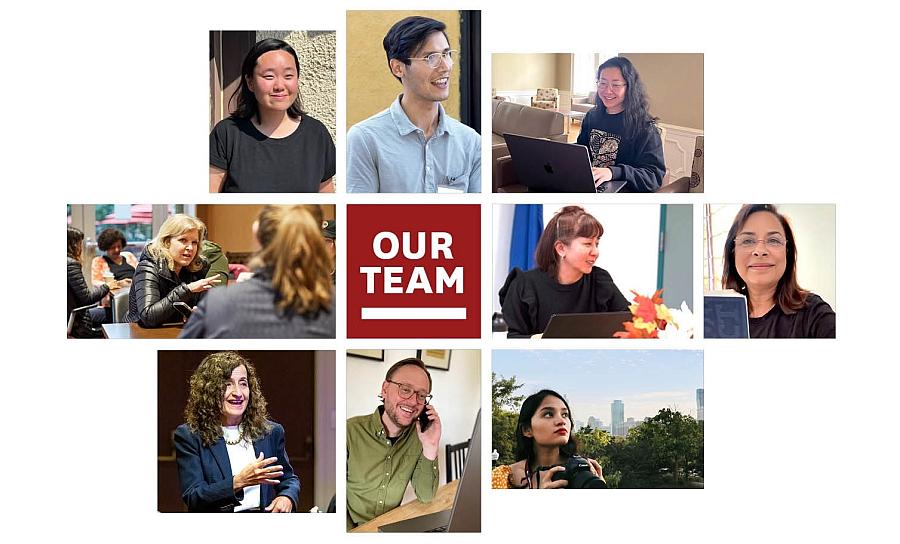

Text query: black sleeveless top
(104, 255), (135, 281)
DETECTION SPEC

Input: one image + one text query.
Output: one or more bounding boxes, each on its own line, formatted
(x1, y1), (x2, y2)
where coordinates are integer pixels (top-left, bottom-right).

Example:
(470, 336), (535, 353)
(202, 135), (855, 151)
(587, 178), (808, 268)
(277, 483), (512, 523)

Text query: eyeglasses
(408, 50), (457, 68)
(387, 380), (432, 404)
(733, 235), (788, 251)
(597, 81), (627, 91)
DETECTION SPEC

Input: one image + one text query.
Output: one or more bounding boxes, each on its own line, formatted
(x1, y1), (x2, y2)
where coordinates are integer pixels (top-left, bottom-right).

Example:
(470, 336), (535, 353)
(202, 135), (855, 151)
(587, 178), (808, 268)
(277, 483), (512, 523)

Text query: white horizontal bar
(361, 307), (467, 320)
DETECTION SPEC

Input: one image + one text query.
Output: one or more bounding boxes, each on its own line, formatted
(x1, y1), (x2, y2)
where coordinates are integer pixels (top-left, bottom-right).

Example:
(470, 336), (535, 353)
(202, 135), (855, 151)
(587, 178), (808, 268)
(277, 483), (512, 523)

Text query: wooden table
(102, 322), (183, 339)
(350, 480), (458, 533)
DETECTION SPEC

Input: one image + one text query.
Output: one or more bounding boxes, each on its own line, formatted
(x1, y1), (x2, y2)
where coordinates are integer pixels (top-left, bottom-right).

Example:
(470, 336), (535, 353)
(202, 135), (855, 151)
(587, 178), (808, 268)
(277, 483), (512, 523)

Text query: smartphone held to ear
(418, 405), (431, 432)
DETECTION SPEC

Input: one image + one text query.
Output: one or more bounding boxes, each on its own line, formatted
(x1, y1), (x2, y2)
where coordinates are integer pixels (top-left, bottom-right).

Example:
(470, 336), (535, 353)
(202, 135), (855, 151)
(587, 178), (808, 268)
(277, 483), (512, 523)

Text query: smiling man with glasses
(346, 357), (442, 530)
(347, 16), (481, 193)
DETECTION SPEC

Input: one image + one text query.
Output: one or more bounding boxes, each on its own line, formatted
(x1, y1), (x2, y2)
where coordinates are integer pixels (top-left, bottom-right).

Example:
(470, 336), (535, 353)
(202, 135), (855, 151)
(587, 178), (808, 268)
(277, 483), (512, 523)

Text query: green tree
(628, 408), (703, 487)
(491, 373), (524, 465)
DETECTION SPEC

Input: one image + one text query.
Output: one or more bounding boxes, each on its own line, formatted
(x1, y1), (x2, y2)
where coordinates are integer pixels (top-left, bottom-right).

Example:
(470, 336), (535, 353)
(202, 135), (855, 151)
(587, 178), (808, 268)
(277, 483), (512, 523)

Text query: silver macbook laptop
(378, 410), (481, 533)
(503, 133), (626, 193)
(704, 290), (750, 338)
(541, 311), (634, 339)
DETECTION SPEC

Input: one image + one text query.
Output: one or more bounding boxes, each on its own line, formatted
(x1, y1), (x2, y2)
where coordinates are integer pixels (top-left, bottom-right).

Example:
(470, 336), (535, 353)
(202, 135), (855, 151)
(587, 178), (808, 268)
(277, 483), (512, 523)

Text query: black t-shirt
(499, 267), (630, 337)
(104, 255), (135, 281)
(749, 293), (836, 338)
(210, 115), (336, 193)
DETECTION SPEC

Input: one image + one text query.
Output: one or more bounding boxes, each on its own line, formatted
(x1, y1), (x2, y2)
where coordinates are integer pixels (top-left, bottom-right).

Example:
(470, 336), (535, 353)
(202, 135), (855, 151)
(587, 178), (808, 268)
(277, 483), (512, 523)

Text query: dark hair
(184, 351), (271, 447)
(67, 226), (84, 262)
(384, 357), (432, 392)
(383, 16), (448, 82)
(594, 56), (657, 139)
(97, 228), (127, 252)
(534, 206), (604, 280)
(721, 204), (808, 315)
(514, 390), (578, 467)
(229, 38), (305, 122)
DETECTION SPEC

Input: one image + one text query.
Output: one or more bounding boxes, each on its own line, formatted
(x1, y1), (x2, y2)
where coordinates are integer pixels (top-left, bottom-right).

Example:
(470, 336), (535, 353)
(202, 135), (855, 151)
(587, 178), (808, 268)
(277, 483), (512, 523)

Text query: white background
(4, 0), (898, 541)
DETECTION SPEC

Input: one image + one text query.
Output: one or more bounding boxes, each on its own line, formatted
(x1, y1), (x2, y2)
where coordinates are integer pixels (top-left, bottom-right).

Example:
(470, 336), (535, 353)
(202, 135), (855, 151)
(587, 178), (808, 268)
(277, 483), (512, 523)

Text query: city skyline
(493, 350), (704, 423)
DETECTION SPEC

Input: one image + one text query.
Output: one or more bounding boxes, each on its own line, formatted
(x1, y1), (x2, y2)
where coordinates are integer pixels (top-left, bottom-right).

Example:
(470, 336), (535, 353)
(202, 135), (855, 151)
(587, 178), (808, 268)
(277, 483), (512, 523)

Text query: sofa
(491, 99), (567, 191)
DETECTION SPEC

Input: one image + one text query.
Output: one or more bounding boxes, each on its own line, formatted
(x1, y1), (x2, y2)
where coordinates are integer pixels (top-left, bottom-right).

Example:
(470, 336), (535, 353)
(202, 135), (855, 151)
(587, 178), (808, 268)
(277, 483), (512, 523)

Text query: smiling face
(524, 395), (572, 448)
(167, 229), (199, 271)
(221, 365), (250, 426)
(597, 66), (627, 114)
(247, 49), (299, 115)
(556, 236), (600, 279)
(394, 31), (451, 104)
(734, 211), (788, 295)
(381, 364), (431, 431)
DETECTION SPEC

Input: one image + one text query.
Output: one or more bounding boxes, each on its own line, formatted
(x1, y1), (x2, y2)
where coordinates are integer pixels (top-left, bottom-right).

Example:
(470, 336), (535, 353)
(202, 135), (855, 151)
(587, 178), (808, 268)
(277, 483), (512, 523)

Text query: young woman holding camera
(492, 389), (606, 489)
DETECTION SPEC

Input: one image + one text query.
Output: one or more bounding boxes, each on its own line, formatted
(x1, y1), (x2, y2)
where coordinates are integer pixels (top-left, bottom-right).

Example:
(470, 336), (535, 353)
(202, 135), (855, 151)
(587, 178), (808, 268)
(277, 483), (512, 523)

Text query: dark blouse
(749, 293), (836, 338)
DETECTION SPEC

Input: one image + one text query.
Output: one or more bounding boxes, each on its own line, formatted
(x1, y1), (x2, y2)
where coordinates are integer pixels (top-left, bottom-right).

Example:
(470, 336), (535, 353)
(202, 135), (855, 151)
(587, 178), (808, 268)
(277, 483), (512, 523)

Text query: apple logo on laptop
(543, 162), (554, 175)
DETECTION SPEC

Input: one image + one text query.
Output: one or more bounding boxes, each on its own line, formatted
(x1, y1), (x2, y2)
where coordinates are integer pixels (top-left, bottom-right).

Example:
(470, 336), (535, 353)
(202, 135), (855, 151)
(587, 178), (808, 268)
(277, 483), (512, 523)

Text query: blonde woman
(125, 214), (219, 327)
(180, 205), (334, 338)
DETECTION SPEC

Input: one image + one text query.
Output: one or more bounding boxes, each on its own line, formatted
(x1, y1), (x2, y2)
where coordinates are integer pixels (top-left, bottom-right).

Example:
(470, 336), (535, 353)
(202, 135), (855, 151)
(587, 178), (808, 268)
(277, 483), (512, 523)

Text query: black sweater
(749, 293), (836, 338)
(576, 109), (665, 192)
(499, 267), (629, 337)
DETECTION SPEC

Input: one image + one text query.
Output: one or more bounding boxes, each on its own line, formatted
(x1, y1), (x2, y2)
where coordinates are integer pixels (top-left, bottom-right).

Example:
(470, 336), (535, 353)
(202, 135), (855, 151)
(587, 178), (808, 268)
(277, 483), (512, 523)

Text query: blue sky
(492, 350), (703, 424)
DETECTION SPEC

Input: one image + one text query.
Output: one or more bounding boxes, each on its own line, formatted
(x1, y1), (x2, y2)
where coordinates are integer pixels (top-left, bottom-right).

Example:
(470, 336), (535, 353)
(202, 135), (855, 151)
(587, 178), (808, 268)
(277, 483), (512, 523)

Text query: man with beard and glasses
(346, 358), (441, 530)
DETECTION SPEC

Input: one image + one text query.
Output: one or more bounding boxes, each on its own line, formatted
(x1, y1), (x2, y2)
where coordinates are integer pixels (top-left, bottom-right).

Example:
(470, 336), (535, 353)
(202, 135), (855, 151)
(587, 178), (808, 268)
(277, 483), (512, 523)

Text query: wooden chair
(445, 439), (470, 483)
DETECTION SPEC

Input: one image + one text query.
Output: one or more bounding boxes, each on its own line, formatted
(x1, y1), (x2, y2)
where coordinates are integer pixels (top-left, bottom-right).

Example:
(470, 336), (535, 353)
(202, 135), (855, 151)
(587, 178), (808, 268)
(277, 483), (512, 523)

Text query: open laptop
(503, 133), (626, 193)
(378, 410), (481, 533)
(541, 311), (633, 338)
(704, 290), (750, 338)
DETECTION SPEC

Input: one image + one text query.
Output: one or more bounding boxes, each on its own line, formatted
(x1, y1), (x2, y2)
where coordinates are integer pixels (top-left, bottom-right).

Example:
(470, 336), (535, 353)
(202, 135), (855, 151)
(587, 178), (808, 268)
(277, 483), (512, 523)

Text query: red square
(347, 204), (481, 338)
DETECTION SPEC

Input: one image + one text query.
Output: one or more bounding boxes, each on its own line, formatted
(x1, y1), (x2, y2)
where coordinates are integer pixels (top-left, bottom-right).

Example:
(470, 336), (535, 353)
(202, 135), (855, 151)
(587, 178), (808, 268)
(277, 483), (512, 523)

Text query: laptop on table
(503, 133), (626, 193)
(541, 311), (634, 339)
(378, 410), (481, 533)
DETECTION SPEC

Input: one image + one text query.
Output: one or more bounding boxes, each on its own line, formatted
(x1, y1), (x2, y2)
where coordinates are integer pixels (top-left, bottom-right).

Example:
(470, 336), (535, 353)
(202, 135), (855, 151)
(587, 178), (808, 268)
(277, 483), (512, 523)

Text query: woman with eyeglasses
(722, 204), (835, 338)
(492, 389), (605, 489)
(576, 56), (665, 192)
(210, 38), (336, 193)
(499, 206), (629, 338)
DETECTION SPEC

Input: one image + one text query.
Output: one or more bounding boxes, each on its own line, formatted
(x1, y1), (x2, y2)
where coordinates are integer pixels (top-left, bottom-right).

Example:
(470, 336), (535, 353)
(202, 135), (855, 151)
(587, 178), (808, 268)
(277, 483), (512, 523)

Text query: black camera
(545, 455), (607, 489)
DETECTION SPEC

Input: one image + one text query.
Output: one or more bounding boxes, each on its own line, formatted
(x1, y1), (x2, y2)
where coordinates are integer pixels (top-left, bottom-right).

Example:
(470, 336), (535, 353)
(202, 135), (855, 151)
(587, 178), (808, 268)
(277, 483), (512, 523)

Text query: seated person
(346, 358), (441, 530)
(492, 389), (605, 489)
(720, 204), (836, 338)
(346, 16), (480, 193)
(90, 228), (137, 287)
(499, 206), (629, 337)
(125, 214), (218, 327)
(67, 226), (112, 337)
(576, 57), (665, 192)
(180, 205), (335, 338)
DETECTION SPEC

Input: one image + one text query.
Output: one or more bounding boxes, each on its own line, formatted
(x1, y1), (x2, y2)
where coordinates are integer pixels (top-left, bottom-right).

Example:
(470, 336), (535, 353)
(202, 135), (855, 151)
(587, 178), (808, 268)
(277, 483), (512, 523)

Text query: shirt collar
(389, 94), (451, 137)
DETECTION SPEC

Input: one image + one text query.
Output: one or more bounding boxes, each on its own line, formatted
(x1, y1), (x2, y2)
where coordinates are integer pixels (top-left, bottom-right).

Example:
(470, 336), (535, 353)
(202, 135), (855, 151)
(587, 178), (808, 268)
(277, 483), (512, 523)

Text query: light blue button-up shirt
(346, 95), (481, 193)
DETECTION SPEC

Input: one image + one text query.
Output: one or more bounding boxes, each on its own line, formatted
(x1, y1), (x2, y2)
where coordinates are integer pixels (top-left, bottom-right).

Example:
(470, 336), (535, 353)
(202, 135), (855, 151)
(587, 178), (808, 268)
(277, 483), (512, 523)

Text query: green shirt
(346, 406), (439, 529)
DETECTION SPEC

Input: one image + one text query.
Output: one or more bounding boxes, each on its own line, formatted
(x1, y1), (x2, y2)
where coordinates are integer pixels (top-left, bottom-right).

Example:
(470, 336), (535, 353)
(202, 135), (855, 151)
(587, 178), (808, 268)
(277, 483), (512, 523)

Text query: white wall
(705, 204), (836, 310)
(493, 204), (662, 312)
(346, 349), (481, 491)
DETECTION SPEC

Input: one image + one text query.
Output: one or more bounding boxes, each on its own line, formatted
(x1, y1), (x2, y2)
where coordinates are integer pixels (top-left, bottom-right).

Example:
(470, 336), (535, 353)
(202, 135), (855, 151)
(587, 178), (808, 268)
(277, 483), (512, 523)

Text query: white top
(222, 425), (260, 512)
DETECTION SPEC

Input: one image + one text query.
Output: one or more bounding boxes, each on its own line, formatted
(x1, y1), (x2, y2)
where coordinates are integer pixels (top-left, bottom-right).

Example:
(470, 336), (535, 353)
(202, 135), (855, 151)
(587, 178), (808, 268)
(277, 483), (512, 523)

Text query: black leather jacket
(125, 251), (209, 327)
(67, 257), (109, 321)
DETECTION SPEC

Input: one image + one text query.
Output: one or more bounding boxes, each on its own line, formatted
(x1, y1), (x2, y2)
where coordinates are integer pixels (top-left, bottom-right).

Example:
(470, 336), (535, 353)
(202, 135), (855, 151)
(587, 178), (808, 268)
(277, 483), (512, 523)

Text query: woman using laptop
(576, 56), (665, 192)
(491, 390), (605, 489)
(722, 204), (835, 338)
(499, 206), (629, 338)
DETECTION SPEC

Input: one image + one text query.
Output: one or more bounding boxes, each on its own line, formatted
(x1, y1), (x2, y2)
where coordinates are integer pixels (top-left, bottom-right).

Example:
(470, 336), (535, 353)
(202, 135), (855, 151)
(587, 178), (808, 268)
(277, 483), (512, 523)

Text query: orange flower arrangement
(614, 289), (673, 339)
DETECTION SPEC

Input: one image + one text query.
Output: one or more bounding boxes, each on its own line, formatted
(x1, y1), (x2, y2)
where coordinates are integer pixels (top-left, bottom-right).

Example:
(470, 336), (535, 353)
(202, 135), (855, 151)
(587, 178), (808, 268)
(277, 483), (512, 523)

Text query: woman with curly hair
(174, 351), (300, 512)
(180, 205), (334, 338)
(576, 56), (665, 192)
(90, 228), (137, 288)
(125, 214), (219, 327)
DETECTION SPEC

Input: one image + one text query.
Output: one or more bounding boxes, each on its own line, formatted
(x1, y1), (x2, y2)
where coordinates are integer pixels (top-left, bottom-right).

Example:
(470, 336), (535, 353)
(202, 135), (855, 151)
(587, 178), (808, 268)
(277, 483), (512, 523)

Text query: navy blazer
(174, 421), (301, 512)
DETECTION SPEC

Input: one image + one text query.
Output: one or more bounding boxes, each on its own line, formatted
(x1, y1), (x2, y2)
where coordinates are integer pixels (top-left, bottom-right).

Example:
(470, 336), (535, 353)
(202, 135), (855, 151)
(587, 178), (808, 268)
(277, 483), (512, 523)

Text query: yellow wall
(197, 204), (335, 254)
(492, 53), (560, 90)
(622, 53), (704, 130)
(346, 10), (462, 129)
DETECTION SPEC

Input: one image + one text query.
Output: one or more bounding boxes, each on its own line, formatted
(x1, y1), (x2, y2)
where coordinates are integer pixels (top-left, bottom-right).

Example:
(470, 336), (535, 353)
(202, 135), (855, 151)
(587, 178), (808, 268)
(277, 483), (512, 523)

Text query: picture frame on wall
(347, 349), (384, 361)
(417, 349), (451, 371)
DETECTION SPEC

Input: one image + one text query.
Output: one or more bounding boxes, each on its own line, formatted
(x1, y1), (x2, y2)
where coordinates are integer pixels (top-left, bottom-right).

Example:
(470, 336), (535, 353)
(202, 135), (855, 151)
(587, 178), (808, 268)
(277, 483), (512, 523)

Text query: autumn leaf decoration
(614, 289), (669, 339)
